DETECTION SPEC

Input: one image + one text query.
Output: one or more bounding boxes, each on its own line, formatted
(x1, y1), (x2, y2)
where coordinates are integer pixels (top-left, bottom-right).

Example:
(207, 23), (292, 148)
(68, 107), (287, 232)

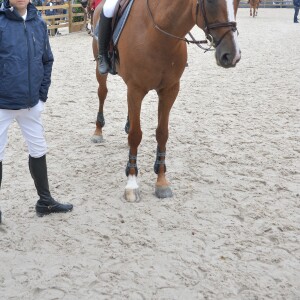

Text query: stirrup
(98, 55), (110, 75)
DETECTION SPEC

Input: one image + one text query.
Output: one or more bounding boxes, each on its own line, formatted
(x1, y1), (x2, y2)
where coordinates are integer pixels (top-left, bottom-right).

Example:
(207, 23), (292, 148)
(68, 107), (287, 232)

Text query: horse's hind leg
(124, 87), (146, 202)
(154, 83), (179, 199)
(250, 8), (252, 17)
(91, 40), (108, 143)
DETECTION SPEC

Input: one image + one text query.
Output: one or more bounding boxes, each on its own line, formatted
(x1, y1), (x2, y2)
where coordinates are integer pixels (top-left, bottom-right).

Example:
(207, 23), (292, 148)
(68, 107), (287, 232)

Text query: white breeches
(103, 0), (119, 17)
(0, 101), (48, 161)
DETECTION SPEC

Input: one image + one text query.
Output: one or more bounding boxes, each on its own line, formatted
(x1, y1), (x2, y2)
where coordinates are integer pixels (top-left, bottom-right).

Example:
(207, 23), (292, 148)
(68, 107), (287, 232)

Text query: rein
(146, 0), (208, 47)
(146, 0), (238, 51)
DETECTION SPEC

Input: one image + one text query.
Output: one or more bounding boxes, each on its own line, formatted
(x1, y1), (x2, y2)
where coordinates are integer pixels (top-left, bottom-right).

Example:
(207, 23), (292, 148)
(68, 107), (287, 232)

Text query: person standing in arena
(0, 0), (73, 223)
(294, 0), (300, 23)
(89, 0), (103, 34)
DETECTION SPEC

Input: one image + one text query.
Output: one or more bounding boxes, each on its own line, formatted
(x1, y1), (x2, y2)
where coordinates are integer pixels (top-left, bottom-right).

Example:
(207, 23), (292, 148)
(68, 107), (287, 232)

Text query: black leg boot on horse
(98, 11), (112, 75)
(29, 155), (73, 217)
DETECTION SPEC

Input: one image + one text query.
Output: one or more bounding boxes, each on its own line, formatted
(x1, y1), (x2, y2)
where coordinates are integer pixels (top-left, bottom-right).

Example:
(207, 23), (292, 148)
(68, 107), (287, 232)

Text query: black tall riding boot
(29, 155), (73, 216)
(98, 10), (113, 75)
(0, 161), (2, 224)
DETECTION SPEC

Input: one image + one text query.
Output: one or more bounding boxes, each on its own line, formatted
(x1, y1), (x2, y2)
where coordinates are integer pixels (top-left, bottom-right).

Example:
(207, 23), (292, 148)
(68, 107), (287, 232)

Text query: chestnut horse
(91, 0), (241, 202)
(249, 0), (260, 17)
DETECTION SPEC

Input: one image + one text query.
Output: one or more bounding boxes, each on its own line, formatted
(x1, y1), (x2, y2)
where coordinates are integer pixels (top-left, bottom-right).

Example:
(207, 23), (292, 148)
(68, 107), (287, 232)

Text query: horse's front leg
(91, 65), (108, 143)
(154, 83), (179, 199)
(124, 87), (145, 202)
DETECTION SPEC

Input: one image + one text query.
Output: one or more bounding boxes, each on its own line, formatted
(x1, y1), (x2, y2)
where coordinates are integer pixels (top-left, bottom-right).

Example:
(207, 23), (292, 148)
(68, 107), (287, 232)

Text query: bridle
(146, 0), (238, 51)
(197, 0), (238, 48)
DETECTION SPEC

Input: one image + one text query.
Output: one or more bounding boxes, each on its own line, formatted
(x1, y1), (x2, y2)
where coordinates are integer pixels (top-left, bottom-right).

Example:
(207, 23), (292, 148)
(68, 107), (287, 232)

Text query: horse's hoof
(91, 135), (104, 143)
(124, 188), (141, 202)
(155, 186), (173, 199)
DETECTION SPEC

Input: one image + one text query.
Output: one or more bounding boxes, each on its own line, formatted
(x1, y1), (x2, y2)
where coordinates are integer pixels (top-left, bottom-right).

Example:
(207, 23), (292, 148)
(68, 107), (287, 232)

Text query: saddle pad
(112, 0), (134, 46)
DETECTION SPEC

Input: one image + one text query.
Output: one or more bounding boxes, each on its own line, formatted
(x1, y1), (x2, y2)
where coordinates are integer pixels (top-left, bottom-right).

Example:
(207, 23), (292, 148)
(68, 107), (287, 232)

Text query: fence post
(50, 18), (56, 36)
(68, 0), (73, 33)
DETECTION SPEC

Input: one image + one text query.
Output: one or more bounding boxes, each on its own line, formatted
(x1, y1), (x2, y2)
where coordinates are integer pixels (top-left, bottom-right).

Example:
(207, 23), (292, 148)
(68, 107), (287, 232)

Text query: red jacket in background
(90, 0), (103, 10)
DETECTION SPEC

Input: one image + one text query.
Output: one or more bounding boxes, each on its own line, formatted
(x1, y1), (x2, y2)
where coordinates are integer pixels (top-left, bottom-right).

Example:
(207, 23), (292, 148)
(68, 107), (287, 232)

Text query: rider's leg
(103, 0), (119, 17)
(294, 7), (299, 23)
(98, 0), (119, 74)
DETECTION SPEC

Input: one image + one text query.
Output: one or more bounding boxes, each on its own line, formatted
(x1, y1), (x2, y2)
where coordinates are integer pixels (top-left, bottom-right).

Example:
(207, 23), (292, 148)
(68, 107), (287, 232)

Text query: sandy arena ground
(0, 8), (299, 300)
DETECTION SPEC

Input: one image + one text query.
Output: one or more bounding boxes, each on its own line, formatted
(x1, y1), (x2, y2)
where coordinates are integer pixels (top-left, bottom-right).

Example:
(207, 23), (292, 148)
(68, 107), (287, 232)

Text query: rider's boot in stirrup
(98, 11), (112, 75)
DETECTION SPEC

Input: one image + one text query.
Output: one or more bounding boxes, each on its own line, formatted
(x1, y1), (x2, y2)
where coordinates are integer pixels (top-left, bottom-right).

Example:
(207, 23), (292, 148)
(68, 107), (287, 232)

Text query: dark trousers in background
(294, 7), (299, 22)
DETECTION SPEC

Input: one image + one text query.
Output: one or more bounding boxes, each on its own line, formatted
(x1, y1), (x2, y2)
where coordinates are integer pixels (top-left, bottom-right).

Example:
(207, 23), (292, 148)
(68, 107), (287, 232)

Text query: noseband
(197, 0), (238, 48)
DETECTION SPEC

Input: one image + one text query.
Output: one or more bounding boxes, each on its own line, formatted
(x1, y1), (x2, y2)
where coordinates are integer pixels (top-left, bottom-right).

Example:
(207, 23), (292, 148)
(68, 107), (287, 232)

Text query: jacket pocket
(0, 63), (7, 91)
(32, 32), (37, 57)
(0, 60), (27, 94)
(31, 31), (43, 59)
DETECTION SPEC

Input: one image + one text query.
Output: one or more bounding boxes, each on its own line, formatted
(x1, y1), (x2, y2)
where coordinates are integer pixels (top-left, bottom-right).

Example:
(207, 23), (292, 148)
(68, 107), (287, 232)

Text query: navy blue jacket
(0, 2), (54, 109)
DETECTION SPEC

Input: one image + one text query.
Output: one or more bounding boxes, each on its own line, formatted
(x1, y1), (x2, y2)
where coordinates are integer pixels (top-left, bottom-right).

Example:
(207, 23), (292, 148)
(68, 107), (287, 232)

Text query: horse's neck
(147, 0), (195, 38)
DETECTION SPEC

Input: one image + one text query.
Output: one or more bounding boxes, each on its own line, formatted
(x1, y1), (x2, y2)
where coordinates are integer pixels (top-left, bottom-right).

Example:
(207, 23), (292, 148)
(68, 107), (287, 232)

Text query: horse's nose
(219, 50), (241, 68)
(220, 52), (232, 67)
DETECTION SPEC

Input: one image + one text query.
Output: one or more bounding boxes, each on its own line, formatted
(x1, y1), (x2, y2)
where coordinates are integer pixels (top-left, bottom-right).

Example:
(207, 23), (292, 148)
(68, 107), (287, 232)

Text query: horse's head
(194, 0), (241, 68)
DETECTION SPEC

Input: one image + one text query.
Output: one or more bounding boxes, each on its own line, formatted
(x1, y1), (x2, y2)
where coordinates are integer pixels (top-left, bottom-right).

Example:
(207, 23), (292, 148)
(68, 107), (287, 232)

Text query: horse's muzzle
(216, 48), (241, 68)
(214, 28), (241, 68)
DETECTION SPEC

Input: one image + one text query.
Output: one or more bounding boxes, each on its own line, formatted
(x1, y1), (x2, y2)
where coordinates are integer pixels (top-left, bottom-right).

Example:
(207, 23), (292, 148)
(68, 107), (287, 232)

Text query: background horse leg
(250, 7), (252, 17)
(90, 11), (94, 35)
(154, 83), (179, 198)
(124, 87), (146, 202)
(91, 39), (108, 143)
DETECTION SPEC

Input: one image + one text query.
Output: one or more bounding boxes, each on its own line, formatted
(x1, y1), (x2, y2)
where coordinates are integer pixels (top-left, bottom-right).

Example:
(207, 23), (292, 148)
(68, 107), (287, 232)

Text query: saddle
(112, 0), (131, 26)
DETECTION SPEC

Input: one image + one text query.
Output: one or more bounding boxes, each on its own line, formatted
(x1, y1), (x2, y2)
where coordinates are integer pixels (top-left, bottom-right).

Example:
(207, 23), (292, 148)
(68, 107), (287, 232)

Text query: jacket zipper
(24, 21), (32, 109)
(32, 33), (36, 57)
(45, 37), (49, 61)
